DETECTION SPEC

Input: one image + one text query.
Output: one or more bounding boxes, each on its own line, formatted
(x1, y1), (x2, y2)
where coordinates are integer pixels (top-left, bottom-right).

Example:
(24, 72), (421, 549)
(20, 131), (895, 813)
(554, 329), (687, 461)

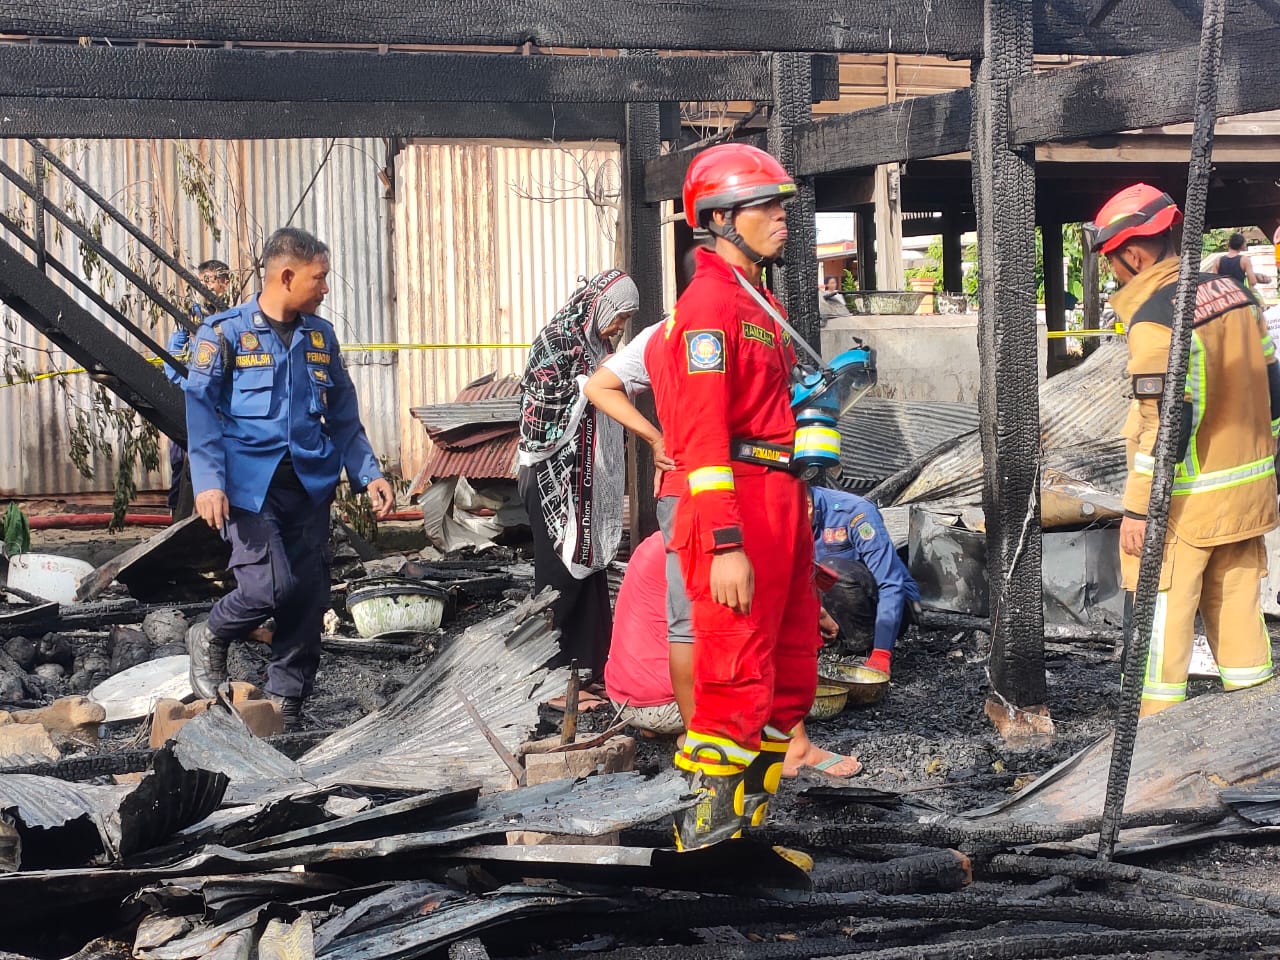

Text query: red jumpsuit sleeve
(668, 301), (745, 553)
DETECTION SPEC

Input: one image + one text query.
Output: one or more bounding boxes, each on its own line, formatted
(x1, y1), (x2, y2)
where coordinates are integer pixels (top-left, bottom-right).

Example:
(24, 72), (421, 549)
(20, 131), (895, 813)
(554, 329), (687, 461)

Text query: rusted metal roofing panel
(414, 374), (521, 481)
(394, 140), (620, 480)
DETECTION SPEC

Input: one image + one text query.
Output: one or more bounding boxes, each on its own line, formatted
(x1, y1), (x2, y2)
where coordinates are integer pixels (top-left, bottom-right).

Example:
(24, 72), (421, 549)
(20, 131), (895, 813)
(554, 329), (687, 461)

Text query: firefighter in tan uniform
(1087, 184), (1280, 716)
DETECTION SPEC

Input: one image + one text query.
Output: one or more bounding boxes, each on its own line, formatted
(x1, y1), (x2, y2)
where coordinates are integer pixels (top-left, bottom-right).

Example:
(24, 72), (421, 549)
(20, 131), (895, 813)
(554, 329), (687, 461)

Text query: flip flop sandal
(787, 753), (863, 779)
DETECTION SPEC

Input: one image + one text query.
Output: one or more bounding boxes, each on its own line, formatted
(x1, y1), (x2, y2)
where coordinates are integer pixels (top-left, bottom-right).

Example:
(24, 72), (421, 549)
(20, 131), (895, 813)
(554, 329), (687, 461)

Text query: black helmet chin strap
(708, 209), (785, 266)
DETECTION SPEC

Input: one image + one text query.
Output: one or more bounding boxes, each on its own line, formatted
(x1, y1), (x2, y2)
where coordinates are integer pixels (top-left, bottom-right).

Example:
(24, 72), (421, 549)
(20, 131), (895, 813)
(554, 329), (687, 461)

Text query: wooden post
(622, 72), (664, 547)
(1081, 226), (1102, 359)
(942, 218), (964, 294)
(857, 207), (878, 291)
(768, 52), (820, 352)
(969, 0), (1049, 718)
(1042, 222), (1068, 376)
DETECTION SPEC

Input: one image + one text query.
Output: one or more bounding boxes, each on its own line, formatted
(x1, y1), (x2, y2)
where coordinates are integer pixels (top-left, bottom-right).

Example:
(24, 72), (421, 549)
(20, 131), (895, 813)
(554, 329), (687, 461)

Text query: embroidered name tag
(305, 351), (331, 365)
(742, 321), (776, 348)
(235, 352), (273, 368)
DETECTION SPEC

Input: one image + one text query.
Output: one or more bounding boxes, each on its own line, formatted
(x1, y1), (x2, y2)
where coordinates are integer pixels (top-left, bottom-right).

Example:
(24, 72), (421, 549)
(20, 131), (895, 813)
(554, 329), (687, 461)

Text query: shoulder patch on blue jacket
(193, 338), (219, 370)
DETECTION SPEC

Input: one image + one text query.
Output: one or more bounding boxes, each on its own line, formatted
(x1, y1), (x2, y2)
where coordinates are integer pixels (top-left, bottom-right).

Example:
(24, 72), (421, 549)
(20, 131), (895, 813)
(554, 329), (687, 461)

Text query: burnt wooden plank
(0, 45), (834, 104)
(643, 133), (767, 205)
(0, 98), (628, 140)
(0, 0), (1266, 55)
(970, 0), (1048, 708)
(1011, 26), (1280, 144)
(794, 89), (971, 177)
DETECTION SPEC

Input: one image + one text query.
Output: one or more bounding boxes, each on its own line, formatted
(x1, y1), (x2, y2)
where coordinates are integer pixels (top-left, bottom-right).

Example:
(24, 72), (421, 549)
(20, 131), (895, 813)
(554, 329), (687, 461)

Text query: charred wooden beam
(969, 0), (1048, 708)
(623, 61), (664, 545)
(794, 89), (972, 177)
(768, 53), (820, 350)
(1011, 25), (1280, 144)
(0, 98), (633, 140)
(0, 45), (838, 104)
(643, 133), (767, 204)
(0, 0), (1269, 55)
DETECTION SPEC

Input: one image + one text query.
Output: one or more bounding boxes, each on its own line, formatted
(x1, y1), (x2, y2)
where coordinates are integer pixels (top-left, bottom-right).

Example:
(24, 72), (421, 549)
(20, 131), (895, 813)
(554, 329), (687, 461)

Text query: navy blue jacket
(811, 486), (919, 652)
(183, 295), (381, 512)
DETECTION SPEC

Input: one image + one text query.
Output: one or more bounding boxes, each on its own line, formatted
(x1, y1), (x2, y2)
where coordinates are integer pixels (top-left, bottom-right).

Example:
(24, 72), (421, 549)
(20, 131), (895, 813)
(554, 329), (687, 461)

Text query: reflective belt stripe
(1170, 457), (1275, 495)
(688, 466), (735, 495)
(1134, 454), (1275, 493)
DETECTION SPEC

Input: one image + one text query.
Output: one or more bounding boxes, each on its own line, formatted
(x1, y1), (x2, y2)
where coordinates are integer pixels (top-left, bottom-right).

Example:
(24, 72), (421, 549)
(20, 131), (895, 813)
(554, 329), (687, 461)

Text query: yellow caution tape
(1045, 327), (1125, 340)
(0, 342), (534, 389)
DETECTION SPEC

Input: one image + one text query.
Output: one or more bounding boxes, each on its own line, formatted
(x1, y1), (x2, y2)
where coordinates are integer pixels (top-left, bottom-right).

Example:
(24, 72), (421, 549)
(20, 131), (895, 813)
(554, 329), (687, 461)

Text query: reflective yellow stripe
(1271, 417), (1279, 439)
(682, 729), (757, 768)
(1142, 681), (1188, 702)
(689, 465), (735, 495)
(1171, 457), (1275, 495)
(794, 425), (840, 455)
(1219, 664), (1274, 689)
(1134, 452), (1155, 476)
(1263, 333), (1276, 360)
(1143, 592), (1170, 691)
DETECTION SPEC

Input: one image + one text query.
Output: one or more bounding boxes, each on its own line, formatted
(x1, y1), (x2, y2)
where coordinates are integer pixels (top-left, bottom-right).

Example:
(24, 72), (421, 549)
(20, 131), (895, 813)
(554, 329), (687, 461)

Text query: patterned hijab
(518, 269), (638, 457)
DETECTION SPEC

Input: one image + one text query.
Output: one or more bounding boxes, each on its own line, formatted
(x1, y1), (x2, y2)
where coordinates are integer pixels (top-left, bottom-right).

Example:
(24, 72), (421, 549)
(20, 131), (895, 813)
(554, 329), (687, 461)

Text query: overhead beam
(643, 133), (767, 205)
(0, 45), (839, 104)
(0, 99), (639, 140)
(794, 88), (971, 176)
(0, 0), (1269, 55)
(1011, 26), (1280, 144)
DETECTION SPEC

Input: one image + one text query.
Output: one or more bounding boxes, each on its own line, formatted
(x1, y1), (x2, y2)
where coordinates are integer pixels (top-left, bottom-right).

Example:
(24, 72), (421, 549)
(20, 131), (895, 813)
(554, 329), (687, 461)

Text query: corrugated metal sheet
(0, 136), (395, 496)
(893, 340), (1131, 507)
(837, 397), (980, 490)
(416, 375), (521, 482)
(395, 140), (621, 477)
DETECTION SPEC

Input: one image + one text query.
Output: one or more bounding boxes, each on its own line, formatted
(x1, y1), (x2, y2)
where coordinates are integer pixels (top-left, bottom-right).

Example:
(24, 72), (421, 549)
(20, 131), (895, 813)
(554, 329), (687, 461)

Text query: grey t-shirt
(602, 322), (659, 396)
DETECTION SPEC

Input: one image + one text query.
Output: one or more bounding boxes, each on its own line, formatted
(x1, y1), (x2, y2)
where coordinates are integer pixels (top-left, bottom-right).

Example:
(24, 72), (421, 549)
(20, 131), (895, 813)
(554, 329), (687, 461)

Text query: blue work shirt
(811, 486), (919, 652)
(183, 295), (382, 513)
(163, 303), (207, 384)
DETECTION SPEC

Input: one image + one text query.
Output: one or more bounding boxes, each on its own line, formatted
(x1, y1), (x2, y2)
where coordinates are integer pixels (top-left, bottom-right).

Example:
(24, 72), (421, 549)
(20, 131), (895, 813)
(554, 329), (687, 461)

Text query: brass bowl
(818, 662), (891, 707)
(807, 683), (850, 720)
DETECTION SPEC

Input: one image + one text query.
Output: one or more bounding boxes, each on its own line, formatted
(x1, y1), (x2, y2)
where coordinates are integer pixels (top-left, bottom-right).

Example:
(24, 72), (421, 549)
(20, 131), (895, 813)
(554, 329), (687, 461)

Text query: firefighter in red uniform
(657, 143), (821, 849)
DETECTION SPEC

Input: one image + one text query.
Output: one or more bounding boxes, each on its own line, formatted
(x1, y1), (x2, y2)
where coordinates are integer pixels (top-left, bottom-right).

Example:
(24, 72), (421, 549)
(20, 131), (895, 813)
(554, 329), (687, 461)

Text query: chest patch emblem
(309, 330), (325, 349)
(238, 331), (260, 352)
(685, 330), (725, 373)
(857, 522), (876, 542)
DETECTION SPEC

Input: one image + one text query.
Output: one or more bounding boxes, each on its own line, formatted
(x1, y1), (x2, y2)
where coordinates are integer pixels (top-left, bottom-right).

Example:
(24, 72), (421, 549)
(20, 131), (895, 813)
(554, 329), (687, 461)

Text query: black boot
(673, 744), (748, 851)
(187, 619), (230, 700)
(741, 738), (788, 830)
(268, 693), (304, 731)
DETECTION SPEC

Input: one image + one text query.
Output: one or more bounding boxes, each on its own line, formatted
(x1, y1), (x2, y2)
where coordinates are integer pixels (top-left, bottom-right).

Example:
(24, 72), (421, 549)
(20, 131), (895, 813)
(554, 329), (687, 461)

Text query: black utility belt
(731, 440), (794, 470)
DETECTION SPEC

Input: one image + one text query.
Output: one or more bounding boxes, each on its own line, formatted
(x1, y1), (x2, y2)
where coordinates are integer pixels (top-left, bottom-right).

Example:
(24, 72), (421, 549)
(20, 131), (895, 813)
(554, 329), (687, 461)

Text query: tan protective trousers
(1122, 534), (1274, 716)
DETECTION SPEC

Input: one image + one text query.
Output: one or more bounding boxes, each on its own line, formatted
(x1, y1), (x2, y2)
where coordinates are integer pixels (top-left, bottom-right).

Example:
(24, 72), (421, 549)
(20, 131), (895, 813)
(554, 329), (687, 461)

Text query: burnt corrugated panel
(411, 398), (520, 437)
(394, 140), (620, 480)
(422, 434), (520, 482)
(894, 340), (1131, 507)
(416, 375), (522, 481)
(837, 397), (980, 490)
(0, 137), (396, 495)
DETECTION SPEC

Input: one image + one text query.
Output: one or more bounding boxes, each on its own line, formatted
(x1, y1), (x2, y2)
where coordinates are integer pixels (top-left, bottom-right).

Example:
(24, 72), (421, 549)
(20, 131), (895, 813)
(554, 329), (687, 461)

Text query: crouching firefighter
(656, 143), (821, 849)
(1086, 184), (1280, 717)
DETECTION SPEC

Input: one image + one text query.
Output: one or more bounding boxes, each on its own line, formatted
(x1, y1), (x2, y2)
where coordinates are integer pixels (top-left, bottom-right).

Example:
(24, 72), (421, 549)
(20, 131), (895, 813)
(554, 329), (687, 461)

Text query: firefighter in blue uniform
(183, 228), (393, 726)
(810, 485), (919, 677)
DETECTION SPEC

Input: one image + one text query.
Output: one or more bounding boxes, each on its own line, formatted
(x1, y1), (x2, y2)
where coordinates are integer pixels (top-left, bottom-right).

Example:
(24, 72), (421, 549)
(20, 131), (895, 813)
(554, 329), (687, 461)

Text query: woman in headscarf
(518, 269), (639, 682)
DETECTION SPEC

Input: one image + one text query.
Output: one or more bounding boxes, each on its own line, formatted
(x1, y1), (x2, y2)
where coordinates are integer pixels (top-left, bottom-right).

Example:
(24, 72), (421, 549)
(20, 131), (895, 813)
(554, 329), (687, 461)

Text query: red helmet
(1086, 183), (1183, 255)
(683, 143), (796, 229)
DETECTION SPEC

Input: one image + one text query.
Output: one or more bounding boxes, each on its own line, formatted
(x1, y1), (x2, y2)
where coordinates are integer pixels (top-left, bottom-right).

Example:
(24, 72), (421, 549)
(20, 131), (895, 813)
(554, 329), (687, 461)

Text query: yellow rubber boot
(673, 741), (750, 851)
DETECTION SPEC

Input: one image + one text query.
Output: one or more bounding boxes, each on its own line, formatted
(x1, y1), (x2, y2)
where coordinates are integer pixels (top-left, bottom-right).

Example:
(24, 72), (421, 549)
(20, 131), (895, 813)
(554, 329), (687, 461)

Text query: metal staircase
(0, 140), (225, 446)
